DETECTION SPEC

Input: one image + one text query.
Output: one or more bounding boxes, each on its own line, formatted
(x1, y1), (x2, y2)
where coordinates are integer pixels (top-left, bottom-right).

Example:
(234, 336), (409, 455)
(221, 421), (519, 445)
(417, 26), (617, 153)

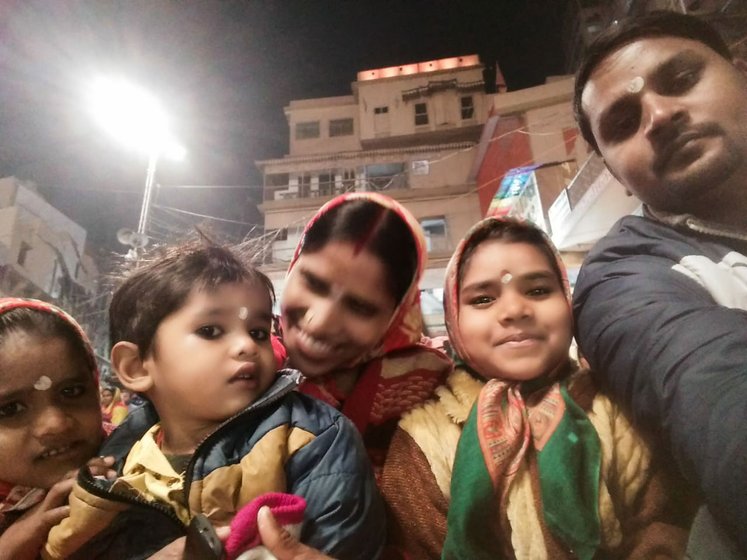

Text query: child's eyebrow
(522, 271), (557, 282)
(461, 270), (556, 293)
(460, 280), (495, 293)
(0, 387), (26, 402)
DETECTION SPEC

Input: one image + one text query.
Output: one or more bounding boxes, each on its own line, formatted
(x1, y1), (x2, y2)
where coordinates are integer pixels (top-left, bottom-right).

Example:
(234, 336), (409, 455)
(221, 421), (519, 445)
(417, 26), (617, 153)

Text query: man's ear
(110, 341), (153, 394)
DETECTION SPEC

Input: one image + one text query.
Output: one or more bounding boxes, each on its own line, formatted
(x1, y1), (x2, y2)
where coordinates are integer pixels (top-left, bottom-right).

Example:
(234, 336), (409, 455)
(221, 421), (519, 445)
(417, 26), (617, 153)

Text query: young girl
(0, 298), (105, 560)
(381, 218), (693, 559)
(99, 385), (128, 434)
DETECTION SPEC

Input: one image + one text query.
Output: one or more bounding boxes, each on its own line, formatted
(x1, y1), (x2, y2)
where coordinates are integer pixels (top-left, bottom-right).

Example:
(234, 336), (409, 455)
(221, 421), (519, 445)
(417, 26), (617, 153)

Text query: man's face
(582, 37), (747, 217)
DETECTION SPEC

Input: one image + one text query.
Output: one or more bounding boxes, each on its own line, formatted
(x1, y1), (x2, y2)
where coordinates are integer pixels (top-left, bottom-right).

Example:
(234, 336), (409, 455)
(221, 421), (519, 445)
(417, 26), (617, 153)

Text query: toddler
(44, 240), (384, 559)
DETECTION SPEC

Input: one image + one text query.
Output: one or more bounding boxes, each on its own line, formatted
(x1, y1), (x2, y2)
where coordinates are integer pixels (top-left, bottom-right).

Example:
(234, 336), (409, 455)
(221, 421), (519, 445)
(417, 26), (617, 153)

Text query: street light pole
(137, 150), (159, 236)
(88, 76), (185, 252)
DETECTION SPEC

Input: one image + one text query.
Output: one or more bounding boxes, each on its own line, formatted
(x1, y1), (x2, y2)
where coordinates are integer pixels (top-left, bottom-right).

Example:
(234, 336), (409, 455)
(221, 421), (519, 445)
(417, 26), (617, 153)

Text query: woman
(100, 386), (128, 434)
(280, 192), (452, 473)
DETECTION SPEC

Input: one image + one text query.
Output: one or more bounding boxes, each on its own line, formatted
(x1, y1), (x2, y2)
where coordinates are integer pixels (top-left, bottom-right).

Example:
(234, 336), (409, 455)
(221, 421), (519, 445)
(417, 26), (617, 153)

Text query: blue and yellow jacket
(43, 370), (385, 559)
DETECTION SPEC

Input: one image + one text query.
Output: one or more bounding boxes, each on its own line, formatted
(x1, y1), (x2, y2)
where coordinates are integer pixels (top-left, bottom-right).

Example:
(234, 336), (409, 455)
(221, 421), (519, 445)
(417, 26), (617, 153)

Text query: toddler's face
(142, 282), (277, 434)
(0, 333), (102, 489)
(457, 240), (572, 382)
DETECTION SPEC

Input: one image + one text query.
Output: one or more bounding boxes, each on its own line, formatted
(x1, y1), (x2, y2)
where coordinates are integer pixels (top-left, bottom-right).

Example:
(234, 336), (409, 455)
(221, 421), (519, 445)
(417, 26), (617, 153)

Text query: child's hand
(86, 455), (117, 479)
(0, 474), (75, 560)
(257, 506), (334, 560)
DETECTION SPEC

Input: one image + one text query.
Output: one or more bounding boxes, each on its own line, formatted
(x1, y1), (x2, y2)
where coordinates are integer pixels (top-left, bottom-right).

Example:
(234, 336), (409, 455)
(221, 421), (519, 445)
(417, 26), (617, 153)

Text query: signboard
(486, 165), (546, 231)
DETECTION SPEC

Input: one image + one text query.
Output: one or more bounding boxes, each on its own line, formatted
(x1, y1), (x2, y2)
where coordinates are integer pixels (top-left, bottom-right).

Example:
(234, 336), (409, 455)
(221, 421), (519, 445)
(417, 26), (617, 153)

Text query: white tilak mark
(627, 76), (644, 93)
(34, 375), (52, 391)
(501, 272), (513, 285)
(238, 307), (249, 320)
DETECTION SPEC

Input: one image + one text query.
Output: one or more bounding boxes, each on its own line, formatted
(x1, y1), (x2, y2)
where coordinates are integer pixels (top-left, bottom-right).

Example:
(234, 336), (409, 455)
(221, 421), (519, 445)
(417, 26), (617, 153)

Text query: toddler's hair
(109, 239), (274, 358)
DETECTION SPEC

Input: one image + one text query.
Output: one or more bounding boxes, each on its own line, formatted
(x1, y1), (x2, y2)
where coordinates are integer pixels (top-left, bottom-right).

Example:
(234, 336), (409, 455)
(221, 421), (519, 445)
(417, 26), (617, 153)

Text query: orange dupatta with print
(286, 193), (452, 471)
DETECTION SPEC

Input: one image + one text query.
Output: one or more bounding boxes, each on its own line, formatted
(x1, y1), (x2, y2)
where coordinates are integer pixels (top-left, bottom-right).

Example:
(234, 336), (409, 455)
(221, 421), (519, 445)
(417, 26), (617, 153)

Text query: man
(572, 11), (747, 555)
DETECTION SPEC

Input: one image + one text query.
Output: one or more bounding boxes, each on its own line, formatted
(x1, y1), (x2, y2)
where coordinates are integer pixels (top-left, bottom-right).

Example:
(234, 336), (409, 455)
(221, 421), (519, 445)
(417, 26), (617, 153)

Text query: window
(295, 121), (320, 140)
(364, 163), (406, 191)
(341, 169), (356, 191)
(329, 118), (354, 137)
(374, 106), (389, 114)
(298, 174), (311, 197)
(460, 96), (475, 120)
(420, 217), (449, 253)
(414, 103), (429, 126)
(268, 228), (288, 241)
(17, 241), (32, 267)
(318, 173), (335, 196)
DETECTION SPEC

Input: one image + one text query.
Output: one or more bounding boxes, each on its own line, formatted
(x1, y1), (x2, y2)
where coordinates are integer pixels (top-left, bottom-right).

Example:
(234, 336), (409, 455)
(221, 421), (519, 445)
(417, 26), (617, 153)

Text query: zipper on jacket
(77, 469), (185, 529)
(684, 218), (747, 243)
(182, 369), (303, 503)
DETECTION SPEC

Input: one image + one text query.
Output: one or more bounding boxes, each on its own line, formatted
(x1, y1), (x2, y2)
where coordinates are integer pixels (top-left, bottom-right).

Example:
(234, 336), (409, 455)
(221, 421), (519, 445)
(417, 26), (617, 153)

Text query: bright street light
(88, 77), (185, 244)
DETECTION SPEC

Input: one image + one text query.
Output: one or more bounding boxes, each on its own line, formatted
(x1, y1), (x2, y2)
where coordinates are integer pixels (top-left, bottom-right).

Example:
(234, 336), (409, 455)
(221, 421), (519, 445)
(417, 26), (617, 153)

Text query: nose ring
(305, 311), (314, 325)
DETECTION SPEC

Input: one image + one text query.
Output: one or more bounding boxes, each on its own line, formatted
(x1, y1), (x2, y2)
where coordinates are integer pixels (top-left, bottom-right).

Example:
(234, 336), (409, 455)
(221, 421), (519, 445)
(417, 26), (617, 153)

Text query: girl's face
(100, 389), (114, 407)
(0, 332), (102, 489)
(281, 241), (397, 378)
(457, 240), (572, 382)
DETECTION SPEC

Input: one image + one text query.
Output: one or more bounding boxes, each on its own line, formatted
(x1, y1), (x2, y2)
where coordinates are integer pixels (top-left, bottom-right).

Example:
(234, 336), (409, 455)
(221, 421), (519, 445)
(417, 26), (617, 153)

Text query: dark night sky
(0, 0), (568, 252)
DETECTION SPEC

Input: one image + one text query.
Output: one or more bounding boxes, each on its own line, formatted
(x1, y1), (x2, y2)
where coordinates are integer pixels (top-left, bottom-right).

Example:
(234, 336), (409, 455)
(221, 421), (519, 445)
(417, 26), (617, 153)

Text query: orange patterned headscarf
(286, 193), (451, 471)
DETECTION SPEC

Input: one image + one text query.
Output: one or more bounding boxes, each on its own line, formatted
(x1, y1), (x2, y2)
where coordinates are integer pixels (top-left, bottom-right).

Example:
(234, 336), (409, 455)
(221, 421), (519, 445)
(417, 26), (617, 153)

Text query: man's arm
(574, 249), (747, 552)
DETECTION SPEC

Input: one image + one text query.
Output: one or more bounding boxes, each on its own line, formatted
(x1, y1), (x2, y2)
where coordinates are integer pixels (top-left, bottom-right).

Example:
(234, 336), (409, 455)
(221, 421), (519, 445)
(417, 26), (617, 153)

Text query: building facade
(0, 176), (109, 364)
(0, 176), (97, 302)
(257, 55), (491, 334)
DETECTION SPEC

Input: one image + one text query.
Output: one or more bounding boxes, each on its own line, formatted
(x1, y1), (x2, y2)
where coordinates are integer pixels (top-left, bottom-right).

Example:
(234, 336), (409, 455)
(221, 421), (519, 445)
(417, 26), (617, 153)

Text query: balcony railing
(267, 174), (409, 202)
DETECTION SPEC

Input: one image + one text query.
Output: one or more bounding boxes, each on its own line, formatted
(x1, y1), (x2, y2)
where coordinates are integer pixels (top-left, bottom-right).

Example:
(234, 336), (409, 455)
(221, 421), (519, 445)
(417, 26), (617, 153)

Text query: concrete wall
(0, 177), (96, 297)
(287, 96), (361, 156)
(355, 66), (488, 141)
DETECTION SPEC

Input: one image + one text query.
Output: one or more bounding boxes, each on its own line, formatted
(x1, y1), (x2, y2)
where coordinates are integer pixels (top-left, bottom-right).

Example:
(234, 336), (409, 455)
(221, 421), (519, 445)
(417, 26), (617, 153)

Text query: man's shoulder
(586, 214), (701, 263)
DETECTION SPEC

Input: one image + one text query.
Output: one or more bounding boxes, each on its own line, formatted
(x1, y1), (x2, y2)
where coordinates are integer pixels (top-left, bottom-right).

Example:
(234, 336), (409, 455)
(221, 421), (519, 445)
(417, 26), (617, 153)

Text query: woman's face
(100, 389), (113, 407)
(281, 241), (398, 378)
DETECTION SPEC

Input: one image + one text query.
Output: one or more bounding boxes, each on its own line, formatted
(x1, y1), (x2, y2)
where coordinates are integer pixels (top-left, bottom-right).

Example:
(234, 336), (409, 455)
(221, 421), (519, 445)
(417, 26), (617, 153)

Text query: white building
(0, 176), (97, 301)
